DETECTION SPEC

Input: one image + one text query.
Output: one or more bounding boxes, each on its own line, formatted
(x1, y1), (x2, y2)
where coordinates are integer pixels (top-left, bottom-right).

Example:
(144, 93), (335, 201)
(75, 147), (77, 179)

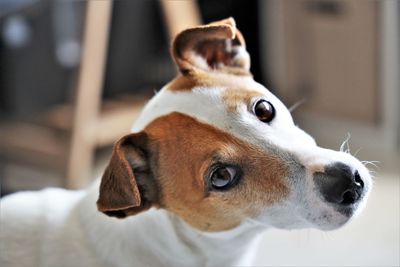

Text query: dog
(0, 18), (372, 267)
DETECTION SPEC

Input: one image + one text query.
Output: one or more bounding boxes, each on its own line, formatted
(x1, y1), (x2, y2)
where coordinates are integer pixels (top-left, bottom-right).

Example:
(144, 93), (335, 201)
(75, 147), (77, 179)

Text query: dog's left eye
(253, 100), (275, 123)
(210, 166), (238, 190)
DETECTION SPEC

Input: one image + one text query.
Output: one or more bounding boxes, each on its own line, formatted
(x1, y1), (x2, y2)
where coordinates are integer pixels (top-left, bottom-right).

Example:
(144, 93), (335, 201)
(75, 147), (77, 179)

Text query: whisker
(361, 160), (380, 169)
(366, 160), (380, 164)
(289, 98), (307, 113)
(369, 173), (377, 181)
(368, 163), (379, 169)
(353, 147), (363, 157)
(340, 133), (351, 154)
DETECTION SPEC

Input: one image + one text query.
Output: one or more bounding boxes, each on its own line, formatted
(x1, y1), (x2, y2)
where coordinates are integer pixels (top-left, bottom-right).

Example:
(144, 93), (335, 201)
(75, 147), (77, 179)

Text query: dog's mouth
(335, 203), (360, 217)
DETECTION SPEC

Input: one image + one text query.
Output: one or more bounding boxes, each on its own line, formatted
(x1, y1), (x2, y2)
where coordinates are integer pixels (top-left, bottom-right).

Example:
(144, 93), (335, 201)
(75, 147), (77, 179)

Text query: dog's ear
(97, 132), (158, 219)
(172, 17), (250, 76)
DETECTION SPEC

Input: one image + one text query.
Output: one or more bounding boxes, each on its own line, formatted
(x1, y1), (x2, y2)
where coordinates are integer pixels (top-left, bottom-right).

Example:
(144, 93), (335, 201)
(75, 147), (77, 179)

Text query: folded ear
(97, 132), (158, 218)
(172, 17), (251, 76)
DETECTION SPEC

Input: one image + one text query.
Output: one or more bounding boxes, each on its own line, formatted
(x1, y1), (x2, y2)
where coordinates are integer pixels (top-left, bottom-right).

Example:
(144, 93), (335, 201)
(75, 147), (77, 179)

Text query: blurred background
(0, 0), (399, 266)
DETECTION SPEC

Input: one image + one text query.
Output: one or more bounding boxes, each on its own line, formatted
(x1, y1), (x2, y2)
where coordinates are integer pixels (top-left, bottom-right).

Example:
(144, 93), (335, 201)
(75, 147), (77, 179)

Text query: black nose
(314, 162), (364, 205)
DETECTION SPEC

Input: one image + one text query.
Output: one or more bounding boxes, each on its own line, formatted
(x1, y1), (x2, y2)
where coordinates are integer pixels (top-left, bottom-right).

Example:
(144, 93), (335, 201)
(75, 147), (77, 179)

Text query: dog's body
(1, 183), (262, 267)
(1, 18), (372, 267)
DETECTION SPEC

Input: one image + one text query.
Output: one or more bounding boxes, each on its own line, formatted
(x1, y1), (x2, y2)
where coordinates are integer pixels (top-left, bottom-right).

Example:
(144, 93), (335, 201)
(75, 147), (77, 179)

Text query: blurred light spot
(2, 15), (31, 48)
(56, 40), (81, 68)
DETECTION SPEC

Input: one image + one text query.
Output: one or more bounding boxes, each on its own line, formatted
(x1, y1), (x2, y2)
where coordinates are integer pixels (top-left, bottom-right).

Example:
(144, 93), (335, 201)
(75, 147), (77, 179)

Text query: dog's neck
(78, 182), (265, 266)
(164, 210), (265, 266)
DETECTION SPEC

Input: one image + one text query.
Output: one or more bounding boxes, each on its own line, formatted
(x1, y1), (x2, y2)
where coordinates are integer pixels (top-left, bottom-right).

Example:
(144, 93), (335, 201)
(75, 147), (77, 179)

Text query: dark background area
(0, 0), (267, 118)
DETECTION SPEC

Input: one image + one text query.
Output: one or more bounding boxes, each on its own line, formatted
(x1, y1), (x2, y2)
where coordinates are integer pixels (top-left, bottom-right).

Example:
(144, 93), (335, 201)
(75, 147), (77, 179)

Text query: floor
(253, 170), (400, 267)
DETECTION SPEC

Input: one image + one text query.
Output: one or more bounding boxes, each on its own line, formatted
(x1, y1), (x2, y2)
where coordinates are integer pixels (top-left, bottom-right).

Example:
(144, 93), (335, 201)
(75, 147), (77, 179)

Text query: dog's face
(97, 18), (372, 232)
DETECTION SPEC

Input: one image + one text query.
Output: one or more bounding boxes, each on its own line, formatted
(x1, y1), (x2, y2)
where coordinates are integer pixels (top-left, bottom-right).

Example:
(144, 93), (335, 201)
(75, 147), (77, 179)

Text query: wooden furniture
(160, 0), (201, 40)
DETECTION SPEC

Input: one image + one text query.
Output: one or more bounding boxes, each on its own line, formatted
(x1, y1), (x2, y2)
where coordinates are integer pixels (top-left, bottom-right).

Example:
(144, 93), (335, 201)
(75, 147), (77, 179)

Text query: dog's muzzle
(314, 162), (366, 212)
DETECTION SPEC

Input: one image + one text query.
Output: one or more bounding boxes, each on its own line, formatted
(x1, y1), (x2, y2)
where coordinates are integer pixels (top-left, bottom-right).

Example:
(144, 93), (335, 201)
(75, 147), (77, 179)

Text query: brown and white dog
(1, 18), (372, 267)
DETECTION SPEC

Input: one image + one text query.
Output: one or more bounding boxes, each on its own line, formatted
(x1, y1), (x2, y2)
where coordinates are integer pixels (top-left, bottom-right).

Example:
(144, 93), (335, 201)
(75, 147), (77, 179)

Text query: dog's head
(97, 18), (372, 232)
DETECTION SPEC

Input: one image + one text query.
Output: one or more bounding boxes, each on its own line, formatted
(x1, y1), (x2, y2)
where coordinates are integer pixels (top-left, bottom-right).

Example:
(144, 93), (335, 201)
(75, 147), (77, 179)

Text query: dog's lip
(315, 184), (366, 215)
(330, 192), (366, 217)
(335, 204), (357, 217)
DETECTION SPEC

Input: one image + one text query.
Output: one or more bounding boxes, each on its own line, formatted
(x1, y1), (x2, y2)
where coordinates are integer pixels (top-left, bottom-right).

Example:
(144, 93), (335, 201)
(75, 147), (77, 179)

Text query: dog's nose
(314, 162), (364, 205)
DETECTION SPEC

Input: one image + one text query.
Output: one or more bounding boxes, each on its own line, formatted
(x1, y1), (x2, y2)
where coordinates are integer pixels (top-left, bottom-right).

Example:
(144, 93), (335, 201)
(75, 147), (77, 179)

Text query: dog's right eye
(209, 166), (238, 190)
(253, 100), (275, 123)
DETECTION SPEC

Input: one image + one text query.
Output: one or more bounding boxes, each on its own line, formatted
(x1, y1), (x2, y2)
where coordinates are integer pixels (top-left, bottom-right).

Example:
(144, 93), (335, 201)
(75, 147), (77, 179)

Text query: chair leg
(160, 0), (202, 40)
(66, 1), (113, 189)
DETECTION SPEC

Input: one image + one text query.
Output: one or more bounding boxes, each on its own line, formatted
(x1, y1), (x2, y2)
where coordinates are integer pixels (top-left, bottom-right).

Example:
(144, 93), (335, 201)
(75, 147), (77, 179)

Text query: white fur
(0, 77), (372, 267)
(1, 181), (263, 267)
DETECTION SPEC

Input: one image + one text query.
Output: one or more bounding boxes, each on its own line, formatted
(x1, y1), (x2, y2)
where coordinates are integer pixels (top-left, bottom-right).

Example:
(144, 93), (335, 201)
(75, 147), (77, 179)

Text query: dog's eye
(253, 100), (275, 123)
(210, 166), (237, 190)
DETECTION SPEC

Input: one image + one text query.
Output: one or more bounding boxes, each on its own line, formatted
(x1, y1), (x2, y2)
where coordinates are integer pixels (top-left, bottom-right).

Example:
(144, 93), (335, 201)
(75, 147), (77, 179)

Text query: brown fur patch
(222, 88), (263, 112)
(143, 112), (289, 231)
(167, 71), (254, 92)
(166, 75), (200, 92)
(308, 164), (325, 174)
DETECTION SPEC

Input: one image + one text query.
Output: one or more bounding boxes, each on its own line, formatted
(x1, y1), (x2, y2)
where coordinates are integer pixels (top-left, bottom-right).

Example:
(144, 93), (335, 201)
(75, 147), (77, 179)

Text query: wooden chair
(66, 0), (201, 188)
